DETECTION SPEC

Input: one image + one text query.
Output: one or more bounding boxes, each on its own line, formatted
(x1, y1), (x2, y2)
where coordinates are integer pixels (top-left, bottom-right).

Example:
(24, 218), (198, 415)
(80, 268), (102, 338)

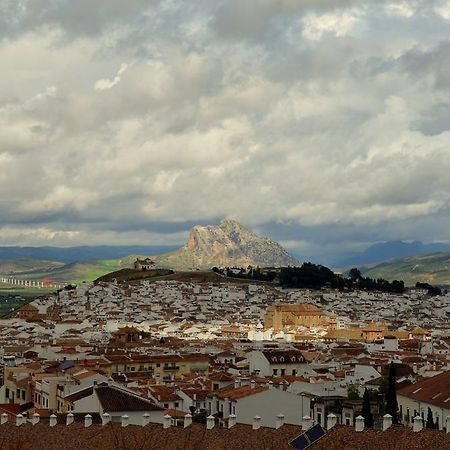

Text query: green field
(0, 259), (123, 285)
(48, 259), (122, 283)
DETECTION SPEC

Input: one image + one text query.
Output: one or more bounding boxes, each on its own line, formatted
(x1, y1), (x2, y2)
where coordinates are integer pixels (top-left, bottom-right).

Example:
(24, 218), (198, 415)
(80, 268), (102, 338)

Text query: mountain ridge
(148, 219), (299, 270)
(334, 240), (450, 267)
(359, 250), (450, 286)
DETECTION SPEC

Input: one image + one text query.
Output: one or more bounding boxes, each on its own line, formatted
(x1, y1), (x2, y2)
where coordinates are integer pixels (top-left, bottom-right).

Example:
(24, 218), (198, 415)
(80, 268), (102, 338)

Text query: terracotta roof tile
(309, 424), (450, 450)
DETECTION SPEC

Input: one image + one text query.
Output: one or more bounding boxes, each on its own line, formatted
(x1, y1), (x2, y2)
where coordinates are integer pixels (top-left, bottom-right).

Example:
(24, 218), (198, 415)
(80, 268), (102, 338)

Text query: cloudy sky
(1, 0), (450, 263)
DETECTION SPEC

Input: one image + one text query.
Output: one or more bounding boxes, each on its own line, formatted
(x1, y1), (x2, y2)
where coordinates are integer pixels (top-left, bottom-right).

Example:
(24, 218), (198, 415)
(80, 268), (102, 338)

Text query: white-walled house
(344, 364), (382, 385)
(206, 384), (309, 428)
(65, 382), (164, 425)
(397, 370), (450, 431)
(248, 350), (307, 377)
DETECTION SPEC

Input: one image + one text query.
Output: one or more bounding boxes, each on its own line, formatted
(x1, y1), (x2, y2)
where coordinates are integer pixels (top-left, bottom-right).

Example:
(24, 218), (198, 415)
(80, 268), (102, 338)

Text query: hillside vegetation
(1, 259), (122, 284)
(360, 252), (450, 286)
(0, 259), (64, 274)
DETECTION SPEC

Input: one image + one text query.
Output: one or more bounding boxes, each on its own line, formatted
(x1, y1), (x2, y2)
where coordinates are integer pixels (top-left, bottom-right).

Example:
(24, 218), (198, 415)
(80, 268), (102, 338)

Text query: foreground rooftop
(1, 420), (449, 450)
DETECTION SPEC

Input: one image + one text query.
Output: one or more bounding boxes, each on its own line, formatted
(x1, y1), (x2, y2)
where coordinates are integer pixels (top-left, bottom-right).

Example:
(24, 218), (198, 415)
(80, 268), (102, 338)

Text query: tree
(426, 407), (435, 429)
(347, 384), (360, 400)
(362, 388), (374, 428)
(349, 268), (361, 282)
(386, 362), (398, 423)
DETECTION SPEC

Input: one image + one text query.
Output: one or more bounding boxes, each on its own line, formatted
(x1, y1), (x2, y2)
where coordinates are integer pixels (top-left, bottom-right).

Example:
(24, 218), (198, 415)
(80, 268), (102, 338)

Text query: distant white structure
(134, 258), (155, 270)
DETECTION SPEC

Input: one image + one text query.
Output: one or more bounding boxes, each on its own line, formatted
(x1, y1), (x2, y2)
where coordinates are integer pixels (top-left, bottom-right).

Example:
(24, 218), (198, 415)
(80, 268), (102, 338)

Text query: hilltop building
(134, 259), (155, 270)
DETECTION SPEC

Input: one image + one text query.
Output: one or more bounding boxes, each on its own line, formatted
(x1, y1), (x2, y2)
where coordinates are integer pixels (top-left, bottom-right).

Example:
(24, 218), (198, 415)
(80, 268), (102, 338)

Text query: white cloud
(302, 9), (363, 41)
(94, 63), (129, 90)
(435, 1), (450, 20)
(384, 2), (416, 18)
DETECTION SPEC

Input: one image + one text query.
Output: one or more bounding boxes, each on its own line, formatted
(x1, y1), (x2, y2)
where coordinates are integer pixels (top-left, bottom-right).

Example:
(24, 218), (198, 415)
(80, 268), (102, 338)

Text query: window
(292, 369), (297, 376)
(175, 402), (179, 407)
(273, 369), (278, 375)
(280, 369), (285, 376)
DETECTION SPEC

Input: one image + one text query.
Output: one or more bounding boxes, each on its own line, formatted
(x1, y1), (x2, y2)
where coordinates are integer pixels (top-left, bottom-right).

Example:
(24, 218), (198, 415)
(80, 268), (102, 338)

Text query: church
(264, 303), (327, 331)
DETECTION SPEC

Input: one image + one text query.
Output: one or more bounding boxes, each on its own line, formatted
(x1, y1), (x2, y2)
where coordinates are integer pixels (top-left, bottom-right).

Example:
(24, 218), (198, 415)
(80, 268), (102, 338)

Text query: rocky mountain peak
(152, 220), (299, 270)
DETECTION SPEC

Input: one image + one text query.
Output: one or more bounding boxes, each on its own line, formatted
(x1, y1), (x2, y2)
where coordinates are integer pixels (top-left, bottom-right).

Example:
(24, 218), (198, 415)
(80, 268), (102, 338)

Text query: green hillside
(360, 252), (450, 286)
(0, 259), (64, 274)
(1, 259), (122, 284)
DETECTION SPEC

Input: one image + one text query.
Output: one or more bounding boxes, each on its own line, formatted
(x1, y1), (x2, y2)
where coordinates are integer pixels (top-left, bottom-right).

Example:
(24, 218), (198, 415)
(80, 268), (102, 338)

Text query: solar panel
(289, 434), (310, 450)
(305, 424), (326, 443)
(289, 424), (326, 450)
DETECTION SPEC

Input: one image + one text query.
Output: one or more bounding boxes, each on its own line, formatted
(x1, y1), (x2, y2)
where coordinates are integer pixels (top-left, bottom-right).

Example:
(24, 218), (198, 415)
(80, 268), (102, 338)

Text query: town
(0, 272), (448, 448)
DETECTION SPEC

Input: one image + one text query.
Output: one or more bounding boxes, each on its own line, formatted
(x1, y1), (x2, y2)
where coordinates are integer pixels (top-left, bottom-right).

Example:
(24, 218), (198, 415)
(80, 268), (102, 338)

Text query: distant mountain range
(334, 240), (450, 268)
(0, 221), (299, 282)
(360, 251), (450, 286)
(2, 235), (450, 286)
(141, 219), (299, 270)
(0, 245), (178, 263)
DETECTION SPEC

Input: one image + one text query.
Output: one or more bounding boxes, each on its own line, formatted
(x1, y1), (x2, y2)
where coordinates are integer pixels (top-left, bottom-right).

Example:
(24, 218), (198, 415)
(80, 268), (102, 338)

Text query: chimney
(234, 379), (240, 389)
(142, 413), (150, 427)
(49, 414), (57, 427)
(32, 413), (40, 426)
(355, 416), (364, 432)
(16, 414), (23, 427)
(66, 413), (74, 426)
(121, 415), (129, 427)
(252, 415), (261, 430)
(102, 413), (111, 426)
(228, 414), (236, 429)
(163, 414), (171, 429)
(267, 381), (273, 390)
(383, 414), (392, 431)
(206, 415), (215, 430)
(446, 415), (450, 434)
(1, 413), (8, 425)
(184, 413), (192, 428)
(413, 416), (423, 433)
(302, 415), (313, 431)
(250, 380), (256, 389)
(275, 413), (284, 429)
(84, 414), (93, 428)
(327, 413), (337, 430)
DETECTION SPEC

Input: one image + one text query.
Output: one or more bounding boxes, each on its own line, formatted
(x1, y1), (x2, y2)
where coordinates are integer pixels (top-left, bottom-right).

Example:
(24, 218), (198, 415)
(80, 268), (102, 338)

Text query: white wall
(109, 410), (164, 425)
(248, 351), (270, 376)
(236, 389), (309, 428)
